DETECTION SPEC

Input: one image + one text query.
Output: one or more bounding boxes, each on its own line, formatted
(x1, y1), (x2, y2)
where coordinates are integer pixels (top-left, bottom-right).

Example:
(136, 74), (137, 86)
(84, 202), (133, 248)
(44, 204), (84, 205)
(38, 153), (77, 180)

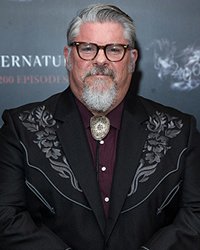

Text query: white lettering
(1, 55), (10, 67)
(52, 55), (62, 67)
(33, 56), (42, 67)
(11, 55), (21, 67)
(22, 55), (32, 67)
(0, 54), (65, 68)
(41, 55), (51, 66)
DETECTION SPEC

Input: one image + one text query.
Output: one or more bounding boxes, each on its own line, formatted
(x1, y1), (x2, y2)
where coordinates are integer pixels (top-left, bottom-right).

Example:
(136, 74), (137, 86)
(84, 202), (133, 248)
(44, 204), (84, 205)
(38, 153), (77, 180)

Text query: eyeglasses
(70, 42), (130, 62)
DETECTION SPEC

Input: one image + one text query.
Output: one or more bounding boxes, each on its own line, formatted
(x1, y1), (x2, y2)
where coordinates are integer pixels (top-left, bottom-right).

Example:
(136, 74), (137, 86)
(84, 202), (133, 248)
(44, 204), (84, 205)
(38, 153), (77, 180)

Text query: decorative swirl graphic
(147, 39), (200, 91)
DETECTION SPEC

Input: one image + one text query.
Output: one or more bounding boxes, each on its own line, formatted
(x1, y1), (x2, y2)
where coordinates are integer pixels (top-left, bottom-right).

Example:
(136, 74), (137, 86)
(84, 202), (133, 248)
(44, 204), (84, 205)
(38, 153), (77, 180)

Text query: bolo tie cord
(95, 140), (100, 182)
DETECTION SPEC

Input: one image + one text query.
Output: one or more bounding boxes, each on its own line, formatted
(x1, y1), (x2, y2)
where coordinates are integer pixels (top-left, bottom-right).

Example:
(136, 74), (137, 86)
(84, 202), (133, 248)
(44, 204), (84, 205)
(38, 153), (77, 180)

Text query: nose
(94, 48), (108, 64)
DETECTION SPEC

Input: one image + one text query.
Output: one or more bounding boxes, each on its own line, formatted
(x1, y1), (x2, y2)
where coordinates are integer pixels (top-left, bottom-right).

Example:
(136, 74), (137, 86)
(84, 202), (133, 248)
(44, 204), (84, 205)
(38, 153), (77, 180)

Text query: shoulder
(1, 88), (72, 123)
(138, 95), (193, 122)
(134, 96), (200, 140)
(0, 89), (73, 143)
(5, 92), (62, 115)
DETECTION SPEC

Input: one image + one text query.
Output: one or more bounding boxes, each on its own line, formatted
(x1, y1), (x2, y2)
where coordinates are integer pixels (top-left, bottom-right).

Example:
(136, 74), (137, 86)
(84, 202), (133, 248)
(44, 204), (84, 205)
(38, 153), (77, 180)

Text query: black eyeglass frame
(70, 42), (130, 62)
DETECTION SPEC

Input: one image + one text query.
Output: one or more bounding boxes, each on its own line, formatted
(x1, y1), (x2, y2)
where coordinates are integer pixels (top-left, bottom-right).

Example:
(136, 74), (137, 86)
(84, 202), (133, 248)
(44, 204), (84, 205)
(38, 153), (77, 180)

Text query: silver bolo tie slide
(90, 115), (110, 141)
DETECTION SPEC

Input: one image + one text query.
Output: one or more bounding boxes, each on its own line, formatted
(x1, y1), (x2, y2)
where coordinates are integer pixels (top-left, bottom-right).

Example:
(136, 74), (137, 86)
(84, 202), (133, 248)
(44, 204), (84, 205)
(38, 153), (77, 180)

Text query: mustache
(84, 66), (115, 79)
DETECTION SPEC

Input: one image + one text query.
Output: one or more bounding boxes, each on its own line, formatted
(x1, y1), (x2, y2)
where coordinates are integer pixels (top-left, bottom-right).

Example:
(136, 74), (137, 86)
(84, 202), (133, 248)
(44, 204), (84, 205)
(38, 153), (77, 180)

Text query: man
(0, 3), (200, 250)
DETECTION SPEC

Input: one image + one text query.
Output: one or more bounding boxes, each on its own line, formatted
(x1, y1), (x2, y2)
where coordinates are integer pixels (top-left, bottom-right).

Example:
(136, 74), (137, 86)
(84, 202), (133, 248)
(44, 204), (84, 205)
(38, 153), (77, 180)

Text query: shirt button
(101, 166), (107, 172)
(100, 140), (104, 145)
(105, 197), (109, 202)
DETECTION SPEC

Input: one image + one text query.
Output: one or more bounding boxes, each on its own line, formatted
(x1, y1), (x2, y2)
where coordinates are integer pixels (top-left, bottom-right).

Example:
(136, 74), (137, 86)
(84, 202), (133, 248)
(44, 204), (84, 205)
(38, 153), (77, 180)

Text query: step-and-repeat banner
(1, 0), (200, 129)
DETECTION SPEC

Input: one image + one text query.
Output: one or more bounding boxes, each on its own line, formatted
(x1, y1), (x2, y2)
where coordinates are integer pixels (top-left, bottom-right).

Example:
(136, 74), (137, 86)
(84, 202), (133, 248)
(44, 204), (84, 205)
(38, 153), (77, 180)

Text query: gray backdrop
(1, 0), (200, 129)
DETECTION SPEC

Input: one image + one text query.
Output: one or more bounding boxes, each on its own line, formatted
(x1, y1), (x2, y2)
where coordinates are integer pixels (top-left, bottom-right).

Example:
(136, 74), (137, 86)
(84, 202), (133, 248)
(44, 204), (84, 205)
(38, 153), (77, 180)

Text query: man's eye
(109, 46), (122, 53)
(81, 46), (95, 52)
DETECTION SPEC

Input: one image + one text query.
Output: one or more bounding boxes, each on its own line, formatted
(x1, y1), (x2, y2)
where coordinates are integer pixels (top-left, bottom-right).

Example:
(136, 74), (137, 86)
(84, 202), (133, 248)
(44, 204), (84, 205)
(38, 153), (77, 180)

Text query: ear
(64, 46), (70, 60)
(131, 49), (138, 64)
(64, 46), (72, 70)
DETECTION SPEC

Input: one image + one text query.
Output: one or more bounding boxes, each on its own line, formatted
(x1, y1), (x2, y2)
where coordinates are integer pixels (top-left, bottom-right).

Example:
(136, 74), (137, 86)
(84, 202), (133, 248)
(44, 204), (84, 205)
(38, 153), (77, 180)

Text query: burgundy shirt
(76, 99), (124, 217)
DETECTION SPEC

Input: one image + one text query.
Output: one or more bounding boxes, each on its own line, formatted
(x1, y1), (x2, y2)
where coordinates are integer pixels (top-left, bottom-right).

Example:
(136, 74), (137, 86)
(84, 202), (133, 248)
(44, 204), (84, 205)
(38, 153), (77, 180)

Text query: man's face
(64, 22), (138, 114)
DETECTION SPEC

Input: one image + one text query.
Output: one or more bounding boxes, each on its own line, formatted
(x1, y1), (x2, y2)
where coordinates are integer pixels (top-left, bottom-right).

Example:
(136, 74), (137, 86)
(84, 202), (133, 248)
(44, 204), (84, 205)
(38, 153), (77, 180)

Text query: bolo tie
(90, 115), (110, 180)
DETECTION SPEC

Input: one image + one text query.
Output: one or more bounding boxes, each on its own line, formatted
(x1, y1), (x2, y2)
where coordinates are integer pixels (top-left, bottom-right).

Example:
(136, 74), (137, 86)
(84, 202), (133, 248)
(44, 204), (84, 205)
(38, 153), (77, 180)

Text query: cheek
(115, 64), (130, 81)
(73, 60), (91, 76)
(70, 60), (92, 84)
(114, 64), (132, 93)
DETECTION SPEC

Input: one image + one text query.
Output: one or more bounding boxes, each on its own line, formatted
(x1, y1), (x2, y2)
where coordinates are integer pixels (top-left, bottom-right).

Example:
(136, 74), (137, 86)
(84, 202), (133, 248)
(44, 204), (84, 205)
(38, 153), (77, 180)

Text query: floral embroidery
(128, 111), (183, 196)
(19, 105), (82, 192)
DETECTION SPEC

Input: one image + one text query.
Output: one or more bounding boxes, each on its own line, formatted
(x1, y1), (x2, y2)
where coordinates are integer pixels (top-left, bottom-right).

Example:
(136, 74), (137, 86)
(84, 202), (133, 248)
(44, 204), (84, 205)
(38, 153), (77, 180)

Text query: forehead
(76, 22), (127, 44)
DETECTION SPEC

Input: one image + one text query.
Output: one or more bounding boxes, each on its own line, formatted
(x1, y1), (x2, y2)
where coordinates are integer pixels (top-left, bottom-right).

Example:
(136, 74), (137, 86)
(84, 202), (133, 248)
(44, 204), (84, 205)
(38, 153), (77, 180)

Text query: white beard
(82, 78), (117, 113)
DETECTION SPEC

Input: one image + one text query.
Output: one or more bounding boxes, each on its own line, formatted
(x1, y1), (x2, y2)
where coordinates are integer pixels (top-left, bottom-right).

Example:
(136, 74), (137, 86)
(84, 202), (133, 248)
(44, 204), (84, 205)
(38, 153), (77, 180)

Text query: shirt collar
(75, 98), (124, 130)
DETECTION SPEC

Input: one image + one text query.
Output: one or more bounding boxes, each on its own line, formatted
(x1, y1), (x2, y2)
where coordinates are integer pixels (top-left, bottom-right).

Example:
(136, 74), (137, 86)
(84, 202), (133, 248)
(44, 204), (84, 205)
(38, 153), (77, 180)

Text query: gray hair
(67, 3), (136, 48)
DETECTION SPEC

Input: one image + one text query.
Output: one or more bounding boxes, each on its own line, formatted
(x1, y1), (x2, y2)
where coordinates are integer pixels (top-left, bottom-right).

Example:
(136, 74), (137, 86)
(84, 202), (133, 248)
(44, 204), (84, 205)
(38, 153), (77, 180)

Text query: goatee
(82, 78), (117, 113)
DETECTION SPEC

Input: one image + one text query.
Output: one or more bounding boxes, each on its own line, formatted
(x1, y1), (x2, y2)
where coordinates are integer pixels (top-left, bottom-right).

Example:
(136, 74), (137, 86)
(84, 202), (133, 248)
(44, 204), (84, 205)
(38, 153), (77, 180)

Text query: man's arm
(140, 117), (200, 249)
(0, 110), (71, 250)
